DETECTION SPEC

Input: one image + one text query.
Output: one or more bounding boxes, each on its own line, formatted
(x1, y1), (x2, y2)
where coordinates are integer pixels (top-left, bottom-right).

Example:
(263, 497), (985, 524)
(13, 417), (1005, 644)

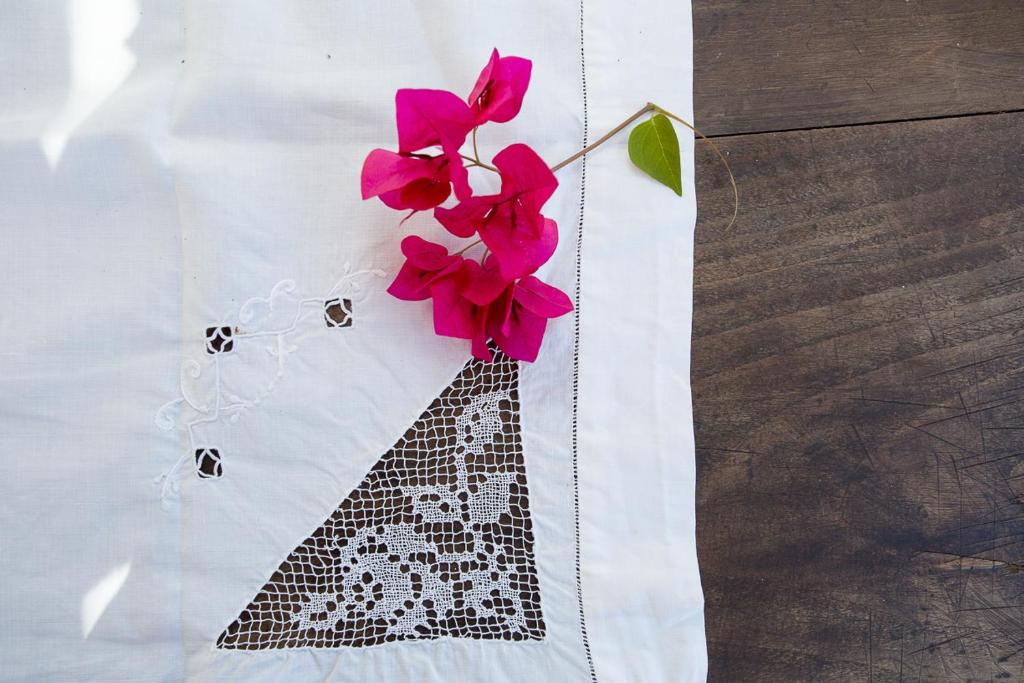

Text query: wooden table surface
(691, 2), (1024, 680)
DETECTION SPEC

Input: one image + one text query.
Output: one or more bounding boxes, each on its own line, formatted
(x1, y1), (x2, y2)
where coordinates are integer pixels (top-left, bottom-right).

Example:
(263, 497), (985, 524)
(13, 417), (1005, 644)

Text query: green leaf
(627, 113), (682, 196)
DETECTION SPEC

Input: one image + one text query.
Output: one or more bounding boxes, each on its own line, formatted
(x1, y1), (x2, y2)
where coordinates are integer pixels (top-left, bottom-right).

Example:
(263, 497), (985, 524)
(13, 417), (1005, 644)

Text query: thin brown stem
(455, 238), (484, 255)
(549, 101), (740, 231)
(460, 152), (498, 173)
(550, 103), (654, 172)
(652, 104), (739, 231)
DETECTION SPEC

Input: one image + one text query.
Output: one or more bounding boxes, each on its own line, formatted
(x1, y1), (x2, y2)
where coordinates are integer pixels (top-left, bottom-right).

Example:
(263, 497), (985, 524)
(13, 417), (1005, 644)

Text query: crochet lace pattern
(217, 350), (545, 649)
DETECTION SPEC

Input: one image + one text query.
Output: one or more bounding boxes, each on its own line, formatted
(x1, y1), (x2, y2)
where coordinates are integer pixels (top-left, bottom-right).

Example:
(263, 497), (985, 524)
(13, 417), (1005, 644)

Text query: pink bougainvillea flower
(371, 57), (571, 363)
(430, 269), (488, 359)
(387, 235), (464, 301)
(360, 149), (453, 211)
(488, 275), (573, 362)
(396, 89), (476, 200)
(434, 143), (559, 279)
(485, 214), (558, 281)
(468, 49), (532, 125)
(429, 254), (572, 363)
(429, 256), (509, 360)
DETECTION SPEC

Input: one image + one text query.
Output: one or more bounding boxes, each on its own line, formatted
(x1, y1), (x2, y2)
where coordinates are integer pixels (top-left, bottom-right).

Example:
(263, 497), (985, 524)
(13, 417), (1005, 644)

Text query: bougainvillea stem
(549, 101), (738, 230)
(550, 103), (654, 172)
(459, 152), (498, 172)
(652, 105), (739, 231)
(454, 238), (484, 255)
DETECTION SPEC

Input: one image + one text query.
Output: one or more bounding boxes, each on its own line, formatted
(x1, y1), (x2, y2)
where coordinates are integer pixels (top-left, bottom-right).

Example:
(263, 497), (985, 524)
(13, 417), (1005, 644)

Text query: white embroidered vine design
(154, 265), (384, 502)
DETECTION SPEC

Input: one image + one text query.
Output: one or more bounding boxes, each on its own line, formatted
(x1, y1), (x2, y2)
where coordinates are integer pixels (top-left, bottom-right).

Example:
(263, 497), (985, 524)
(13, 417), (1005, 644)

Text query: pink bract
(395, 89), (476, 201)
(433, 143), (559, 279)
(488, 275), (573, 362)
(429, 255), (573, 363)
(360, 149), (452, 211)
(387, 236), (464, 302)
(468, 49), (532, 125)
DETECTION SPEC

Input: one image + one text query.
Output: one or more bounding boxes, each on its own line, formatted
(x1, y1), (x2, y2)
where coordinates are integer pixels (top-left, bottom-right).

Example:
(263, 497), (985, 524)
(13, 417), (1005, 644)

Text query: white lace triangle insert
(217, 351), (545, 649)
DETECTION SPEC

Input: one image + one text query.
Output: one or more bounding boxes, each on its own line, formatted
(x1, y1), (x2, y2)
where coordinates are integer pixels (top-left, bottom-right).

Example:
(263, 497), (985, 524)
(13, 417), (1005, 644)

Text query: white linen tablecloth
(0, 1), (705, 680)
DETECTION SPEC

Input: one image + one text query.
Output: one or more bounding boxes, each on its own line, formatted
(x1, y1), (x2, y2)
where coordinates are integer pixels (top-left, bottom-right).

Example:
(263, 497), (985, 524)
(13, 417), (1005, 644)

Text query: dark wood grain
(694, 1), (1024, 136)
(693, 112), (1024, 681)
